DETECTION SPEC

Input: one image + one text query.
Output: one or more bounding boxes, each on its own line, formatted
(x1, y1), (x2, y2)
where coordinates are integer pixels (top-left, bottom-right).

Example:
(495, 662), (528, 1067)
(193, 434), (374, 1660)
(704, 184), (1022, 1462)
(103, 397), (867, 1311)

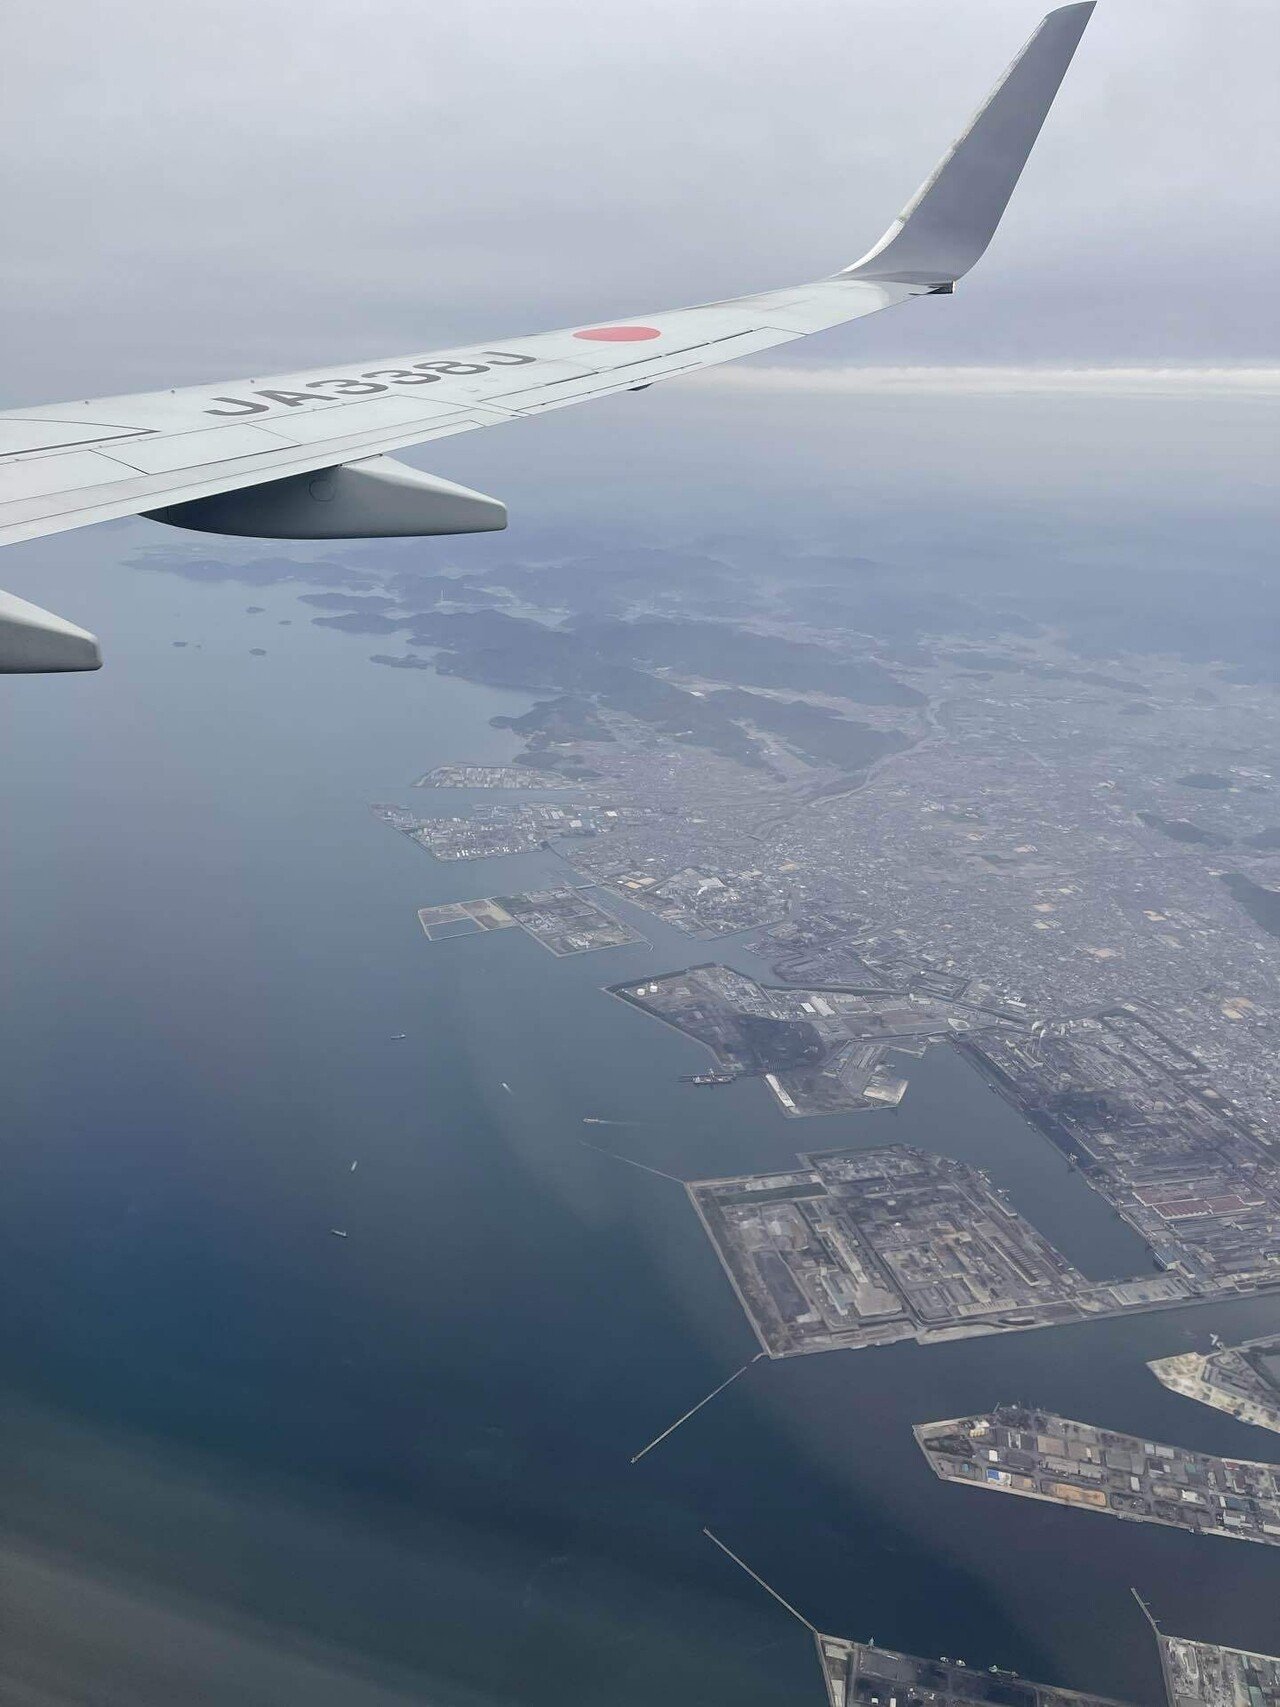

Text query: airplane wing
(0, 3), (1094, 671)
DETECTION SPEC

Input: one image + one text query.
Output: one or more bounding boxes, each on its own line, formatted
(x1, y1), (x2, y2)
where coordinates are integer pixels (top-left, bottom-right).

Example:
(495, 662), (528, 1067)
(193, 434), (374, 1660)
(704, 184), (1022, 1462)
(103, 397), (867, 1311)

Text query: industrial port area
(1158, 1632), (1280, 1707)
(613, 965), (1280, 1298)
(814, 1625), (1280, 1707)
(610, 963), (1015, 1117)
(915, 1407), (1280, 1546)
(814, 1630), (1132, 1707)
(1150, 1333), (1280, 1438)
(343, 529), (1280, 1687)
(960, 1010), (1280, 1297)
(685, 1145), (1187, 1357)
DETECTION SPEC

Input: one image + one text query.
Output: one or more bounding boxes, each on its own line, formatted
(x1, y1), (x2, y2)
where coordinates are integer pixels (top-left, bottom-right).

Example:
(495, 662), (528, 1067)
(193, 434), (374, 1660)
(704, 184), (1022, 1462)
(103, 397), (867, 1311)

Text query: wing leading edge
(0, 4), (1094, 671)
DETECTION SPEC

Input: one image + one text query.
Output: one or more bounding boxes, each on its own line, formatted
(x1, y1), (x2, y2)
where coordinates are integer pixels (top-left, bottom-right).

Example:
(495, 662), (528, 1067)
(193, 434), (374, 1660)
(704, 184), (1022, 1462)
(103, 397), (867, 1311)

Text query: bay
(1, 536), (1278, 1705)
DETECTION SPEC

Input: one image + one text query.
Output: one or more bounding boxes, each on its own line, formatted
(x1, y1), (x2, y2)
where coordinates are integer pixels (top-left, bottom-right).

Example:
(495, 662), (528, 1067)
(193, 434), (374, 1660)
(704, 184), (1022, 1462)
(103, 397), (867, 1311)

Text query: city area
(376, 602), (1280, 1363)
(415, 763), (572, 790)
(365, 558), (1280, 1168)
(372, 797), (640, 861)
(151, 514), (1280, 1693)
(916, 1407), (1280, 1546)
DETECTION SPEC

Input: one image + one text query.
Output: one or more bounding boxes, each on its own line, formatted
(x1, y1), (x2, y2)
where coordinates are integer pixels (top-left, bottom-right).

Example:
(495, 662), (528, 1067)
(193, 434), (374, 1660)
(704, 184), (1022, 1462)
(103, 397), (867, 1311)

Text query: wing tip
(839, 0), (1097, 287)
(1044, 2), (1097, 36)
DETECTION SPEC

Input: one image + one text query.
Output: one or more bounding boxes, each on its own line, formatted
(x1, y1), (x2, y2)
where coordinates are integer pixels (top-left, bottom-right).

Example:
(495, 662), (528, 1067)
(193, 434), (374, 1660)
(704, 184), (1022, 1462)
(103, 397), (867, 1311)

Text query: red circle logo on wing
(572, 325), (662, 342)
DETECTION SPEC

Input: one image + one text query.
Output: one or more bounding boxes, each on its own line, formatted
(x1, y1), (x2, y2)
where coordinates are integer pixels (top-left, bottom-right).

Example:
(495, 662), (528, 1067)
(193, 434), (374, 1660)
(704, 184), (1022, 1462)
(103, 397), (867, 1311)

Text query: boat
(329, 1228), (349, 1239)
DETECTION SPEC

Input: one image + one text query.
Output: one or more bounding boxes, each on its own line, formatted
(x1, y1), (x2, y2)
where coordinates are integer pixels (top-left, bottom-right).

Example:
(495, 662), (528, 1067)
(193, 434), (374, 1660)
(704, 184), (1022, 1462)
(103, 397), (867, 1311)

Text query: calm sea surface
(2, 539), (1279, 1704)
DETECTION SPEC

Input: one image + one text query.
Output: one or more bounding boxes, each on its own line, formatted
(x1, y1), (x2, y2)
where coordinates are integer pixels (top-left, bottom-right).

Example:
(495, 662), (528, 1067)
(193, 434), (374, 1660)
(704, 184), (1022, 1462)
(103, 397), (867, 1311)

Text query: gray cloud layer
(2, 0), (1277, 406)
(0, 1), (1275, 612)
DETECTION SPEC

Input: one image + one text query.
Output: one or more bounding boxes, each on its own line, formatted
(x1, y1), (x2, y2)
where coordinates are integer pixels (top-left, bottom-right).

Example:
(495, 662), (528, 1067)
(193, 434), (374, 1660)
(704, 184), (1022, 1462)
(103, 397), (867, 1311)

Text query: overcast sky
(3, 0), (1277, 402)
(1, 0), (1276, 602)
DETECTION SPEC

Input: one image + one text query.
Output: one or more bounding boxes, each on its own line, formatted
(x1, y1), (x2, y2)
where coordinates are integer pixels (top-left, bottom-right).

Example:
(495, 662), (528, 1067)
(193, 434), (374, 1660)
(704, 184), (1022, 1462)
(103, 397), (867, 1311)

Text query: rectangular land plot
(687, 1144), (1098, 1357)
(417, 899), (517, 941)
(417, 890), (641, 955)
(493, 887), (644, 956)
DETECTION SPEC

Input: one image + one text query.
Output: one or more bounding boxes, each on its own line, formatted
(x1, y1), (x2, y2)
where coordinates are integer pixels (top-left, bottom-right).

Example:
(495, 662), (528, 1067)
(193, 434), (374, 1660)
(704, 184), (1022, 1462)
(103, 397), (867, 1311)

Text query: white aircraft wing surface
(0, 3), (1094, 671)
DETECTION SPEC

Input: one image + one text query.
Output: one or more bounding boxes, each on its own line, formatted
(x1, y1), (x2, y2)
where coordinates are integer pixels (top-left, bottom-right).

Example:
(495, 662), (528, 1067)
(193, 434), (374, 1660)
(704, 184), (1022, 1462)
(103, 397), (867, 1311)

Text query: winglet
(840, 3), (1096, 287)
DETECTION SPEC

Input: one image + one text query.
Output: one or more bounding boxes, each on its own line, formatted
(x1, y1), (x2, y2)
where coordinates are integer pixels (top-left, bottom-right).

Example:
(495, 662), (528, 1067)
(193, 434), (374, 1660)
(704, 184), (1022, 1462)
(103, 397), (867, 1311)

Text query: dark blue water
(2, 532), (1279, 1704)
